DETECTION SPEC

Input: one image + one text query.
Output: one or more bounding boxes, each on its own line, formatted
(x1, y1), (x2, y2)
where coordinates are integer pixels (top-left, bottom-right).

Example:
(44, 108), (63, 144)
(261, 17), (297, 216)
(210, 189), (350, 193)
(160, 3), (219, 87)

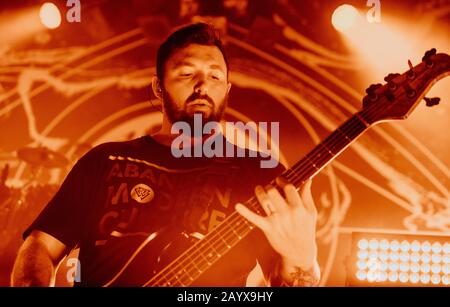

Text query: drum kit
(0, 146), (68, 258)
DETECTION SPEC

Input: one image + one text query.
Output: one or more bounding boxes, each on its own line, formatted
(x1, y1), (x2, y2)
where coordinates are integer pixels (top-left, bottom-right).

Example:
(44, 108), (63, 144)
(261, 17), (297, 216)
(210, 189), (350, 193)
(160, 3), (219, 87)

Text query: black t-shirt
(24, 135), (285, 286)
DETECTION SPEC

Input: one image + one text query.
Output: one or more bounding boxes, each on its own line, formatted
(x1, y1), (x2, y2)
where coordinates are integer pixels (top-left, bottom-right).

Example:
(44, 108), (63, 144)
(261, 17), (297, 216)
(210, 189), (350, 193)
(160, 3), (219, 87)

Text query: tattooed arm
(270, 258), (321, 287)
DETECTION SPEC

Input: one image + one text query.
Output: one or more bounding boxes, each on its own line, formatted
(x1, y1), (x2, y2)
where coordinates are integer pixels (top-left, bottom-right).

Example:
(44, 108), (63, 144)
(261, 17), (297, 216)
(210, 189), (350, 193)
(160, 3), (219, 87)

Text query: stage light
(399, 252), (410, 262)
(369, 239), (379, 250)
(443, 275), (450, 286)
(399, 272), (409, 283)
(411, 241), (421, 252)
(431, 264), (441, 274)
(432, 242), (442, 253)
(356, 270), (367, 281)
(390, 240), (400, 252)
(348, 232), (450, 286)
(420, 274), (430, 284)
(410, 252), (420, 263)
(357, 250), (368, 259)
(432, 254), (442, 264)
(357, 260), (367, 270)
(380, 239), (389, 251)
(444, 243), (450, 254)
(400, 240), (410, 252)
(443, 254), (450, 264)
(379, 251), (389, 261)
(389, 262), (399, 271)
(379, 262), (388, 271)
(399, 262), (409, 273)
(39, 2), (61, 29)
(420, 263), (431, 274)
(421, 241), (431, 253)
(388, 271), (398, 282)
(431, 275), (441, 285)
(409, 273), (419, 284)
(358, 239), (369, 250)
(367, 270), (377, 282)
(443, 264), (450, 274)
(410, 263), (420, 273)
(378, 271), (388, 282)
(389, 252), (399, 262)
(421, 253), (431, 264)
(331, 4), (359, 32)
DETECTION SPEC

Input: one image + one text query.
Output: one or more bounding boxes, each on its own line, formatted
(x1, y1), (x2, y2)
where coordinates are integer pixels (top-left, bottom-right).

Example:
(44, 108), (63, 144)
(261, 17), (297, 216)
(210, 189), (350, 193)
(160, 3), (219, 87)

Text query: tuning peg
(384, 73), (400, 83)
(422, 48), (437, 67)
(424, 97), (440, 107)
(365, 83), (382, 95)
(422, 48), (437, 62)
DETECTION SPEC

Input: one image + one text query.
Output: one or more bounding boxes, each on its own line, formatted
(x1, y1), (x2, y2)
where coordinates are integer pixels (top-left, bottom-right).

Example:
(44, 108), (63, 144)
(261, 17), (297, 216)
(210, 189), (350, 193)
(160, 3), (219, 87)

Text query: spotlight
(347, 232), (450, 286)
(39, 2), (61, 29)
(331, 4), (359, 32)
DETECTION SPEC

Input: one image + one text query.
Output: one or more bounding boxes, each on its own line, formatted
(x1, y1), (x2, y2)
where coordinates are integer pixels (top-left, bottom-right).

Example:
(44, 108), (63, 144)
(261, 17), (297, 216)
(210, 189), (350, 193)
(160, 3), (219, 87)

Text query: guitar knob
(424, 97), (440, 107)
(384, 73), (400, 82)
(422, 48), (437, 62)
(365, 83), (382, 95)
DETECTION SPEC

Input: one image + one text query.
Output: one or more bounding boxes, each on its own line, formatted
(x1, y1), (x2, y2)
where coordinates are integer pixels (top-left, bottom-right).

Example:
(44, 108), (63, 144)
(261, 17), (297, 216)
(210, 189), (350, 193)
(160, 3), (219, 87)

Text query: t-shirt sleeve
(23, 151), (97, 249)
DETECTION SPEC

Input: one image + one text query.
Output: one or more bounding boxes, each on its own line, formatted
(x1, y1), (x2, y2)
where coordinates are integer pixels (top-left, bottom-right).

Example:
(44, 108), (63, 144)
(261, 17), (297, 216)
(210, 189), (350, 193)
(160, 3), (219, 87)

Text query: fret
(357, 110), (374, 125)
(204, 239), (222, 258)
(283, 168), (299, 182)
(305, 143), (335, 163)
(159, 274), (173, 287)
(189, 257), (204, 274)
(196, 244), (214, 265)
(172, 265), (194, 283)
(303, 153), (321, 171)
(335, 127), (352, 142)
(339, 115), (368, 140)
(222, 217), (246, 241)
(170, 273), (186, 287)
(177, 265), (194, 282)
(218, 233), (232, 249)
(231, 226), (242, 239)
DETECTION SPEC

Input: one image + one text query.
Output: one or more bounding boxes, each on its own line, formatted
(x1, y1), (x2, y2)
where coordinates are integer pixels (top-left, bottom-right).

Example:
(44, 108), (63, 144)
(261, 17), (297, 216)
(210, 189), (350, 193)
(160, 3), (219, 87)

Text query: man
(11, 23), (319, 287)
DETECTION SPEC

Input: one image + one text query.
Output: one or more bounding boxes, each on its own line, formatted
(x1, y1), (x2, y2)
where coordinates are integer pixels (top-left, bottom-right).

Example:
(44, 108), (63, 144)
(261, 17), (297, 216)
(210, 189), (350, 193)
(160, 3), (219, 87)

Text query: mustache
(186, 92), (214, 106)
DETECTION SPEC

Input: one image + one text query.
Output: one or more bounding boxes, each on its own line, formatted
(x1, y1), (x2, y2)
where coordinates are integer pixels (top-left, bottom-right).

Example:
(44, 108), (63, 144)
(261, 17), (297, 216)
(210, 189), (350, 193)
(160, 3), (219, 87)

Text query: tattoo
(270, 259), (320, 287)
(284, 266), (319, 287)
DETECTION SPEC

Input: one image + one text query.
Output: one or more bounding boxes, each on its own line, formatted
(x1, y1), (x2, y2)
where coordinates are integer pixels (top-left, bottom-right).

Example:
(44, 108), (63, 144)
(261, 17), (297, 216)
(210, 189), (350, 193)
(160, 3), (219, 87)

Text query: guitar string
(144, 112), (372, 286)
(145, 108), (378, 286)
(145, 89), (414, 286)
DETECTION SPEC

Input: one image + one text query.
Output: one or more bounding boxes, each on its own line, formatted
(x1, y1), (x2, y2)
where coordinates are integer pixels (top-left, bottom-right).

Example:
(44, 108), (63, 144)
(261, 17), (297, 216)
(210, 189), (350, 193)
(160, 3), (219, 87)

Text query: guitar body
(103, 227), (197, 286)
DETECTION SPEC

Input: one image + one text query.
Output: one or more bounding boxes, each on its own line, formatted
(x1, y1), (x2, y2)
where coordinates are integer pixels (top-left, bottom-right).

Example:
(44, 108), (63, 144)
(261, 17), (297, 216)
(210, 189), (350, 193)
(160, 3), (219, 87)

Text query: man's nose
(193, 74), (208, 95)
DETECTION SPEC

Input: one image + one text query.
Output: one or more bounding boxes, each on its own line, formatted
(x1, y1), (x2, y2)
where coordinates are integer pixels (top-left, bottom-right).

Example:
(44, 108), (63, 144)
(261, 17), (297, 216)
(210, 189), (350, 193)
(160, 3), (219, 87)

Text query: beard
(162, 89), (228, 131)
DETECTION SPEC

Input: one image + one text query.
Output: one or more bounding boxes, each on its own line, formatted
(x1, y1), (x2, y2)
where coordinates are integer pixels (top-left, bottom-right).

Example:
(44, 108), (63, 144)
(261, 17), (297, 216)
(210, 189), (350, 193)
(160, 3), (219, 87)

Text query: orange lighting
(331, 4), (359, 32)
(39, 2), (61, 29)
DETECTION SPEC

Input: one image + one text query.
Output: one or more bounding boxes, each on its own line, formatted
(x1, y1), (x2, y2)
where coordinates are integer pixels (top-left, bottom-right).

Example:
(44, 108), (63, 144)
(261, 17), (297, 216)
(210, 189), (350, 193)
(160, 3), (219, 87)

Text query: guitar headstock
(362, 49), (450, 124)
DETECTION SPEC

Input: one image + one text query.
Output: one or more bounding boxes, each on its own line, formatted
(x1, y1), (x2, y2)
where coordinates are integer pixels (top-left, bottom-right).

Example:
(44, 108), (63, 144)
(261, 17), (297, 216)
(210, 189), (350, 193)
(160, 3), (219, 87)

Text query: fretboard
(144, 111), (371, 286)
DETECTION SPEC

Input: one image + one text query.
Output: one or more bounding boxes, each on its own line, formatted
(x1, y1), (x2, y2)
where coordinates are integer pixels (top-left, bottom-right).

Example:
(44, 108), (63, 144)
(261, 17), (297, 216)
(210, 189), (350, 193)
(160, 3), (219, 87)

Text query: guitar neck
(146, 111), (372, 286)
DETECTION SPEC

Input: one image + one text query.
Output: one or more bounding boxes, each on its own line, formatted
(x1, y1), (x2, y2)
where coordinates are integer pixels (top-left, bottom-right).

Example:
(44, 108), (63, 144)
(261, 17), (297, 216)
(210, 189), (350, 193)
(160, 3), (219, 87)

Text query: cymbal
(16, 147), (69, 169)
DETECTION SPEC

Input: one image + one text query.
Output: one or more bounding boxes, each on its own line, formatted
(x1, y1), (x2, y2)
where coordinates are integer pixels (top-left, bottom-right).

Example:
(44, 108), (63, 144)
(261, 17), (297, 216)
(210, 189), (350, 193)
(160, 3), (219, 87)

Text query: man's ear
(227, 82), (232, 95)
(151, 76), (163, 100)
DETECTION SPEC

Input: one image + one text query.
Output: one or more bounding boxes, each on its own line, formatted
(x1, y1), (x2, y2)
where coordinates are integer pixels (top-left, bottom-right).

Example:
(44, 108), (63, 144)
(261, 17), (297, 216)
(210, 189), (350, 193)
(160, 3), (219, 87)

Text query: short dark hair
(156, 23), (229, 82)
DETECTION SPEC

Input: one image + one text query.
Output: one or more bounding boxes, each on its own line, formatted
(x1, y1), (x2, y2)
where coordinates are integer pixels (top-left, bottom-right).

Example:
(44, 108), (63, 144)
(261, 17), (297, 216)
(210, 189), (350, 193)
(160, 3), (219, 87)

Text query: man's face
(161, 44), (230, 129)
